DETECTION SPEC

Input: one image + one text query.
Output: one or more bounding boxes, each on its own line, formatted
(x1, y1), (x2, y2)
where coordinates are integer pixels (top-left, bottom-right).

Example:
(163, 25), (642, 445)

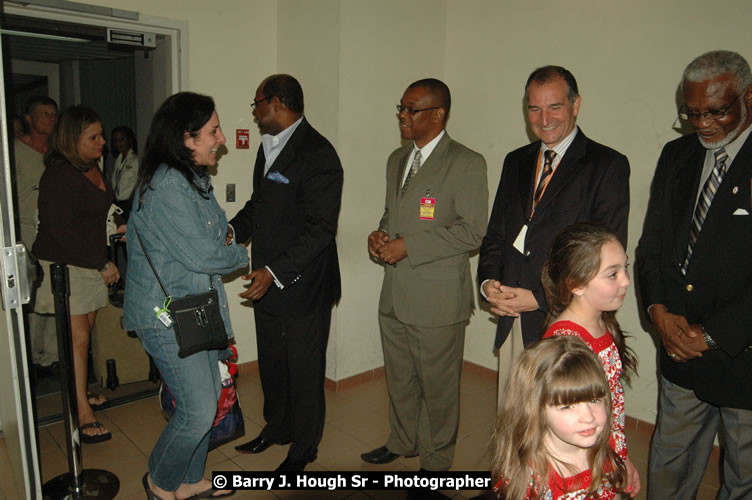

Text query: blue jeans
(136, 328), (221, 491)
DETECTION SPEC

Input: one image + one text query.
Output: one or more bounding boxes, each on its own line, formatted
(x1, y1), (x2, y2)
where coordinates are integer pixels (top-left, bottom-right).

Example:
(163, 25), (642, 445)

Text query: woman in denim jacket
(124, 92), (247, 500)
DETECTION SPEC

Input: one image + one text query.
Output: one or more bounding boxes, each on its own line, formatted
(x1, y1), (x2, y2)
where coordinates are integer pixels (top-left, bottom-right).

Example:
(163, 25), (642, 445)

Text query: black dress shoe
(361, 446), (401, 464)
(235, 434), (291, 454)
(275, 457), (307, 472)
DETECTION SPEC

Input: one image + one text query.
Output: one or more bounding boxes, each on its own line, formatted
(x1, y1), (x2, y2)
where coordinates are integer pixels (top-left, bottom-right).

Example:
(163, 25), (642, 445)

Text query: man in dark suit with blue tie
(637, 50), (752, 499)
(229, 74), (343, 472)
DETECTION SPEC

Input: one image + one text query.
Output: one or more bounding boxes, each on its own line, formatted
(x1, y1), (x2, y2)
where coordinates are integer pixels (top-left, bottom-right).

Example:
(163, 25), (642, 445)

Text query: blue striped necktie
(682, 147), (729, 274)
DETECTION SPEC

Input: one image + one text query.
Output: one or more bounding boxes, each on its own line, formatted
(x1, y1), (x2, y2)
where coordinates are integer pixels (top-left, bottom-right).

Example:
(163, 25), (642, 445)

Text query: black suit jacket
(478, 129), (630, 347)
(230, 118), (343, 317)
(637, 131), (752, 410)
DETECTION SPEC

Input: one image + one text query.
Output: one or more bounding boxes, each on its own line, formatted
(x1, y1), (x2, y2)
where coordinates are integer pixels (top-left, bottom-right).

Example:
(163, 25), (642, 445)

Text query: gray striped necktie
(401, 150), (422, 196)
(682, 147), (729, 274)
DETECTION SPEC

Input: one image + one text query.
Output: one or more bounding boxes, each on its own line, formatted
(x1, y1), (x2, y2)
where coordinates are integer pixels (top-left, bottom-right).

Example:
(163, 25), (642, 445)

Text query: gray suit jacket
(378, 132), (488, 327)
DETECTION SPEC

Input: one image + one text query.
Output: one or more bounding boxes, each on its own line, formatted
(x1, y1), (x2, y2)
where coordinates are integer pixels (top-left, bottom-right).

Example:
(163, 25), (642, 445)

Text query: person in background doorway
(111, 125), (139, 217)
(13, 97), (59, 379)
(33, 105), (124, 444)
(12, 114), (27, 138)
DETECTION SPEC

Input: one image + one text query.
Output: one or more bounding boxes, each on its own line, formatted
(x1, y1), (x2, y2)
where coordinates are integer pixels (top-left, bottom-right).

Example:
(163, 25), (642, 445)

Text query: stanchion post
(42, 263), (119, 499)
(50, 264), (83, 490)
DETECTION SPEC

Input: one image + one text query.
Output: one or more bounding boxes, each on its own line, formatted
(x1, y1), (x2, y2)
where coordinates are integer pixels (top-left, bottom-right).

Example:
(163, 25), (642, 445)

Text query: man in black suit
(478, 66), (638, 494)
(637, 50), (752, 499)
(478, 65), (629, 351)
(229, 74), (343, 472)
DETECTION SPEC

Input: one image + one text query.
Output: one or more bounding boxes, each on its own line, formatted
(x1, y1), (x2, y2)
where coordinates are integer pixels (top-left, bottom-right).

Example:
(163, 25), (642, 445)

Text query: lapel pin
(732, 186), (739, 194)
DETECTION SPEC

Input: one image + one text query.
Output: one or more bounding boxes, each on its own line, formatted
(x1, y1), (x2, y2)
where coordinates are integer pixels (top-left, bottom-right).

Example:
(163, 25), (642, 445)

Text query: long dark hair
(541, 222), (637, 381)
(136, 92), (215, 207)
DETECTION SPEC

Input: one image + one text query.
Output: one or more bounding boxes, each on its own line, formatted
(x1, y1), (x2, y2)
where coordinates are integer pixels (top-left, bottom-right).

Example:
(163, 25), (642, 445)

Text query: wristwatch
(99, 262), (110, 273)
(701, 326), (719, 350)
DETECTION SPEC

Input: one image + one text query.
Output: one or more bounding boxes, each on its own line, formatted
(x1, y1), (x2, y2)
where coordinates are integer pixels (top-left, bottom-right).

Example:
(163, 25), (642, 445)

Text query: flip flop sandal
(87, 392), (111, 411)
(142, 473), (165, 500)
(79, 421), (112, 444)
(184, 487), (237, 499)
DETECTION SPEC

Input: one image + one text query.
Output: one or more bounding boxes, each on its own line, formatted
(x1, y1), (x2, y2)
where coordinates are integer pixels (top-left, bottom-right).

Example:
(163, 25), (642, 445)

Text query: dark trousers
(648, 376), (752, 500)
(254, 307), (331, 462)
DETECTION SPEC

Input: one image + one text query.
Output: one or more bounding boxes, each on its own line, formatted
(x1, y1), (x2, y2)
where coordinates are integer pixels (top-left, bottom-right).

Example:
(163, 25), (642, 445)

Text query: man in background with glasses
(637, 50), (752, 499)
(364, 78), (488, 482)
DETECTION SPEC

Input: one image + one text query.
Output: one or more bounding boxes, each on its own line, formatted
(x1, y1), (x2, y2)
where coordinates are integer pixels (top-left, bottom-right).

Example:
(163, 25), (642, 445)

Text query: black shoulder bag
(136, 230), (228, 358)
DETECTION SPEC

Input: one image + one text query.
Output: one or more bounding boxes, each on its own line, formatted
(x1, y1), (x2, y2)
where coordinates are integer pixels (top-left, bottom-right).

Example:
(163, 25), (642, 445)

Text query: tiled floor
(0, 366), (721, 499)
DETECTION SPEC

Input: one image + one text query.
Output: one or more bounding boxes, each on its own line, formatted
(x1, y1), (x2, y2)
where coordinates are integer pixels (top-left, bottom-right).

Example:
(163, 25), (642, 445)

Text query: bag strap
(135, 229), (171, 298)
(134, 228), (214, 297)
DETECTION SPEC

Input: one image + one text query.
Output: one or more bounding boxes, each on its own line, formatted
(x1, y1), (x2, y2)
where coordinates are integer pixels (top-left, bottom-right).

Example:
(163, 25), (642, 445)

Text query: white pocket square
(733, 208), (749, 215)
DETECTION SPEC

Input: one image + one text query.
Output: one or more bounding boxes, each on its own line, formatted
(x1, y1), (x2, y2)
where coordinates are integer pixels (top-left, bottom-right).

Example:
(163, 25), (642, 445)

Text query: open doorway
(3, 3), (182, 425)
(0, 1), (186, 496)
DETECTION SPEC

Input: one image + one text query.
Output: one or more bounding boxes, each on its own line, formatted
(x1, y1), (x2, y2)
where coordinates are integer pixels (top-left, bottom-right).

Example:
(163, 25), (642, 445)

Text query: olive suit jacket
(377, 132), (488, 327)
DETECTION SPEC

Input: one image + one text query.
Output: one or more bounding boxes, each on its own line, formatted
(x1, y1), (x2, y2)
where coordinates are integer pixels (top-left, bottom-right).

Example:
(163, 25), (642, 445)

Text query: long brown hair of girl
(541, 222), (637, 381)
(491, 336), (626, 499)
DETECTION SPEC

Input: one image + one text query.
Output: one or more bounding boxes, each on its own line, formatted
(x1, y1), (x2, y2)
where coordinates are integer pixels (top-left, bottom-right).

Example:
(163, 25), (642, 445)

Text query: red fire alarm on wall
(236, 129), (250, 149)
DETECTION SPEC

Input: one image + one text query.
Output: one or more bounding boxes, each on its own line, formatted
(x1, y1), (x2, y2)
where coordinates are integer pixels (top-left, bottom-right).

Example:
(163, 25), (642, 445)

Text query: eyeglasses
(396, 105), (440, 115)
(679, 93), (741, 122)
(250, 96), (271, 109)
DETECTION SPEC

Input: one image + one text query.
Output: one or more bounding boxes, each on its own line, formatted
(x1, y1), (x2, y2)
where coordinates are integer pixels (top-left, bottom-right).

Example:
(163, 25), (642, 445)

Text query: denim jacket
(123, 164), (248, 337)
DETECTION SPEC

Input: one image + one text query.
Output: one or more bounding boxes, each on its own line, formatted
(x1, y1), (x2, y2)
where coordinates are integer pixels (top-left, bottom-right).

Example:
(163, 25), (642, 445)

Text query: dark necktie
(682, 147), (729, 274)
(533, 149), (557, 208)
(401, 150), (422, 196)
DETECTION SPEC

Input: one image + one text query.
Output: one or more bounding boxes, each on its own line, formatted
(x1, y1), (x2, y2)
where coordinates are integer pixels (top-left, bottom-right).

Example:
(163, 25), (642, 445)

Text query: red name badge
(420, 197), (435, 220)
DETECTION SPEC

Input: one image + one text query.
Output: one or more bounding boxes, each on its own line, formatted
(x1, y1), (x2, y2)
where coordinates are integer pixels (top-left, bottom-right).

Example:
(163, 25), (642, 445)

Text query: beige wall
(81, 0), (752, 423)
(443, 0), (752, 423)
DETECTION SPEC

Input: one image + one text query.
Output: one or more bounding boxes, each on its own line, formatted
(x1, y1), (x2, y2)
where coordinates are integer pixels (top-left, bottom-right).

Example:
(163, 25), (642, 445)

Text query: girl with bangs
(541, 223), (639, 497)
(491, 336), (626, 499)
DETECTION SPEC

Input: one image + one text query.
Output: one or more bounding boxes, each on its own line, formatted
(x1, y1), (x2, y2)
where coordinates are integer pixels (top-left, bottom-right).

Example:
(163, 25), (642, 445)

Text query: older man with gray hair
(637, 50), (752, 499)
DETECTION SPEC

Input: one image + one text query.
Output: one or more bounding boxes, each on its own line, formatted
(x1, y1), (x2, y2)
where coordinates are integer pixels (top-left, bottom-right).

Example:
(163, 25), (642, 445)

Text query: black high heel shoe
(142, 473), (164, 500)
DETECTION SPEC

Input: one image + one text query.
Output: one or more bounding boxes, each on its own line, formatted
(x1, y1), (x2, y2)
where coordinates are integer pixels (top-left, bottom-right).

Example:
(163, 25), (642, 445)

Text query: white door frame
(0, 3), (186, 497)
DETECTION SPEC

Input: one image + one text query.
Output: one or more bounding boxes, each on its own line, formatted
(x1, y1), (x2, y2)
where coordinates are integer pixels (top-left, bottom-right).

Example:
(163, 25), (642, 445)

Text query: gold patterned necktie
(533, 149), (557, 208)
(401, 150), (422, 196)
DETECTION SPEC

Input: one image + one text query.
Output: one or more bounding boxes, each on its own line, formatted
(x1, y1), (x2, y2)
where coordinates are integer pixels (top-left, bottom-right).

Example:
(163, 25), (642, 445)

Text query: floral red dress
(494, 466), (617, 499)
(543, 320), (627, 460)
